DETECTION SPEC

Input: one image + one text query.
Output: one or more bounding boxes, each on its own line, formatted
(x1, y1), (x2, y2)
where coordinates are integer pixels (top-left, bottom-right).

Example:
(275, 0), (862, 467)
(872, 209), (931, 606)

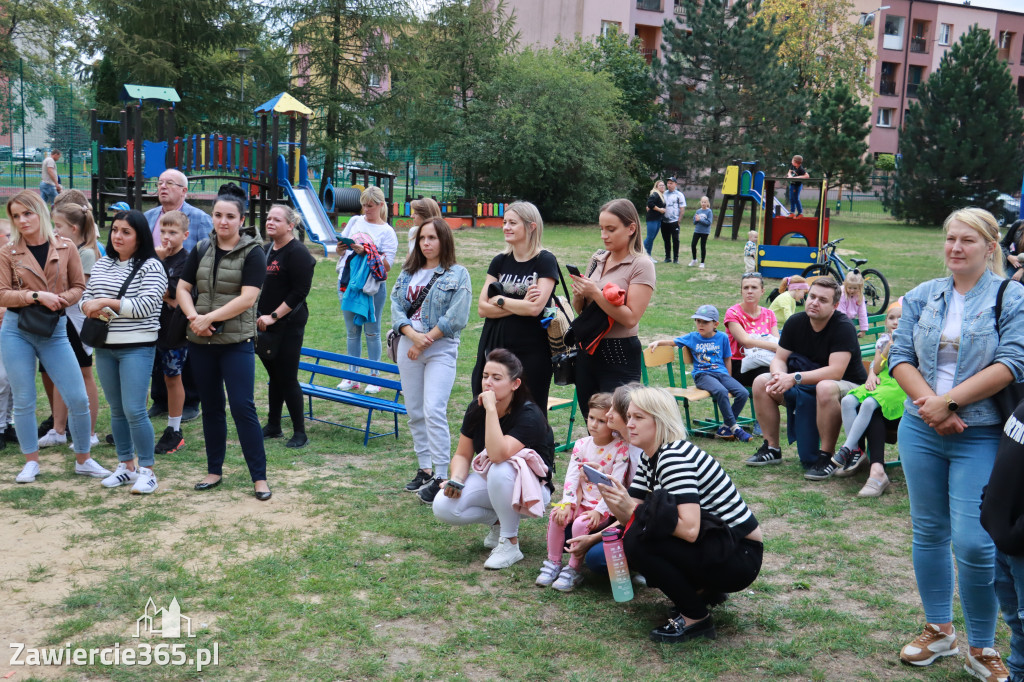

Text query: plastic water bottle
(603, 528), (634, 602)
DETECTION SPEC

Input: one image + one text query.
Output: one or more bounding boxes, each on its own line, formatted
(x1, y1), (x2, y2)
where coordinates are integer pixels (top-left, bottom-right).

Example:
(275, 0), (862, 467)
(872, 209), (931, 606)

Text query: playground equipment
(715, 161), (763, 239)
(802, 237), (890, 316)
(756, 175), (831, 279)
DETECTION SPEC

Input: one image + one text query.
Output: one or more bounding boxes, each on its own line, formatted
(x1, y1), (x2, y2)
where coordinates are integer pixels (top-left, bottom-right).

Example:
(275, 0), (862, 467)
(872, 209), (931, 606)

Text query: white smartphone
(582, 464), (612, 487)
(99, 306), (119, 322)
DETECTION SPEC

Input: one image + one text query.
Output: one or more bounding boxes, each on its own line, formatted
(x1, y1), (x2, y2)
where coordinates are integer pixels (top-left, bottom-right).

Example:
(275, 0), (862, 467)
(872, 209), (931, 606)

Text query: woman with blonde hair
(471, 200), (558, 411)
(890, 207), (1019, 679)
(407, 197), (442, 254)
(335, 185), (398, 391)
(569, 198), (655, 417)
(0, 191), (106, 483)
(597, 386), (763, 643)
(768, 275), (808, 329)
(643, 180), (666, 256)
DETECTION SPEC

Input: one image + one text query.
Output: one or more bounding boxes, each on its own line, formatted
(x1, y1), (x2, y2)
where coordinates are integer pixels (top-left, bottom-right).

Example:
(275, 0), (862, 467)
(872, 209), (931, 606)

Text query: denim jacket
(890, 270), (1024, 426)
(389, 265), (472, 340)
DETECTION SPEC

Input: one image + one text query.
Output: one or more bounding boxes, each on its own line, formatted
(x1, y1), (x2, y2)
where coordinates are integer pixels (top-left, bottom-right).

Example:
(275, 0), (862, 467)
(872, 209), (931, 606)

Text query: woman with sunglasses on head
(724, 271), (780, 387)
(176, 183), (271, 500)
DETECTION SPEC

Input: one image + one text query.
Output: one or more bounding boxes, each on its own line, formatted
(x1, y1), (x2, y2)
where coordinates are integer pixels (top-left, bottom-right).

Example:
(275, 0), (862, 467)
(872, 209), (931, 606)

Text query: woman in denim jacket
(890, 208), (1024, 680)
(390, 218), (472, 503)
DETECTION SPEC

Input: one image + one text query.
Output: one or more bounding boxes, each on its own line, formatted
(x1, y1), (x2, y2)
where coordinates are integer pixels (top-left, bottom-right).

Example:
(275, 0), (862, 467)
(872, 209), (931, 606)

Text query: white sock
(167, 416), (182, 430)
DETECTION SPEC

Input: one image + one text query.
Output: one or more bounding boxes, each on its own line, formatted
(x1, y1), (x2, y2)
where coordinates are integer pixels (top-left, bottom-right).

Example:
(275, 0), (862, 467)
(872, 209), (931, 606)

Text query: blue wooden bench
(298, 348), (406, 446)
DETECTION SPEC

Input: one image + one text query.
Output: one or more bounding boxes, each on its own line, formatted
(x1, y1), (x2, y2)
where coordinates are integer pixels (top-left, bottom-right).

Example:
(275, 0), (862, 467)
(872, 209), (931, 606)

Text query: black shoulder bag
(386, 270), (443, 363)
(79, 259), (146, 348)
(12, 248), (61, 337)
(993, 278), (1024, 422)
(549, 261), (577, 386)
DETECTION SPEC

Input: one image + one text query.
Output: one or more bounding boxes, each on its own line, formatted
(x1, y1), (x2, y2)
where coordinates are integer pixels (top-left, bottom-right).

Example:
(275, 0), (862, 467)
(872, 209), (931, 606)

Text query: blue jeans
(899, 413), (1000, 647)
(788, 184), (803, 214)
(1, 310), (90, 454)
(694, 372), (748, 427)
(40, 182), (57, 206)
(188, 340), (267, 481)
(643, 220), (661, 256)
(783, 384), (822, 467)
(340, 283), (387, 373)
(996, 550), (1024, 680)
(95, 346), (156, 467)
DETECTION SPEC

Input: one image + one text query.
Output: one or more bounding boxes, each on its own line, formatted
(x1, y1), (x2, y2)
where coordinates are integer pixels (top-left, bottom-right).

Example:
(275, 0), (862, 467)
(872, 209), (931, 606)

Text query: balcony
(674, 0), (685, 16)
(637, 0), (663, 10)
(879, 80), (897, 96)
(910, 37), (928, 53)
(639, 47), (657, 64)
(906, 83), (919, 98)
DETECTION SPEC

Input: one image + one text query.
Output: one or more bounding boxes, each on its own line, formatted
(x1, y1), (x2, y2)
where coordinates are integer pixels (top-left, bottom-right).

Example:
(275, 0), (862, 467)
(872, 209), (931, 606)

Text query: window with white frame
(883, 16), (905, 50)
(601, 21), (621, 38)
(876, 108), (895, 127)
(939, 23), (952, 45)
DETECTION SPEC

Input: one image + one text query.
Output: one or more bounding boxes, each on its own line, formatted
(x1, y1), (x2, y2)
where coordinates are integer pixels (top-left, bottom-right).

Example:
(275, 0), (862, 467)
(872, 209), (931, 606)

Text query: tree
(376, 0), (518, 195)
(652, 0), (807, 202)
(449, 48), (632, 222)
(801, 82), (872, 192)
(758, 0), (875, 98)
(885, 26), (1024, 225)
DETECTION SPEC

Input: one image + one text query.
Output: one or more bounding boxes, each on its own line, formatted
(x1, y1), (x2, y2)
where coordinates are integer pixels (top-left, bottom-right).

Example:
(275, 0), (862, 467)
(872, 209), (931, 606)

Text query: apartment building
(853, 0), (1024, 157)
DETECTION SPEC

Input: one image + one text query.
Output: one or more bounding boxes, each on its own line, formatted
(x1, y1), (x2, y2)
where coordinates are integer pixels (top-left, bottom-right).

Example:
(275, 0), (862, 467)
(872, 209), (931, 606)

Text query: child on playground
(689, 196), (713, 268)
(153, 210), (191, 455)
(812, 302), (905, 495)
(648, 304), (752, 442)
(837, 270), (869, 336)
(769, 275), (808, 329)
(537, 392), (631, 592)
(743, 230), (758, 272)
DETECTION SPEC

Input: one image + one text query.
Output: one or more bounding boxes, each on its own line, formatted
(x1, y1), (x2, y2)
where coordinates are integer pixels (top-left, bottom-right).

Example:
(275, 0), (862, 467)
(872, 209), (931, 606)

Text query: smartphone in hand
(566, 264), (582, 277)
(582, 464), (612, 487)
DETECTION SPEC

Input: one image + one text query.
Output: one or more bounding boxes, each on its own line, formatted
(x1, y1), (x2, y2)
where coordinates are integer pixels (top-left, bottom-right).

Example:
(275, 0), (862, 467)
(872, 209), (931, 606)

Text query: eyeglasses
(742, 272), (763, 279)
(157, 180), (186, 189)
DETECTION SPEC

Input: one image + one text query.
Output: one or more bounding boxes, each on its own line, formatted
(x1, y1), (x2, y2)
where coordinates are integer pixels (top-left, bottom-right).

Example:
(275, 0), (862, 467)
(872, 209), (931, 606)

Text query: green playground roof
(120, 85), (181, 103)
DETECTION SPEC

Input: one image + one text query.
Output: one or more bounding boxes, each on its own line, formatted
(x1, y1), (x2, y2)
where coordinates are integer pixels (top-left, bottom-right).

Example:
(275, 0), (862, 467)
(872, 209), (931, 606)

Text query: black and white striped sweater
(81, 257), (167, 345)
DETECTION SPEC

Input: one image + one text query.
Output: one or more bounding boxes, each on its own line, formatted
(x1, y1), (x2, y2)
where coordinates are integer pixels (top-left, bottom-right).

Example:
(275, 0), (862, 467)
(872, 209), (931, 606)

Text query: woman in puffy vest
(176, 183), (272, 501)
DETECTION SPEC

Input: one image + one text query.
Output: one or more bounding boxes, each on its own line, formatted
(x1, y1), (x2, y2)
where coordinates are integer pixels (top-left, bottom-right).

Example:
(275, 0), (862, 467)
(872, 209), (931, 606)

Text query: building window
(999, 31), (1015, 62)
(879, 61), (898, 96)
(636, 0), (662, 11)
(601, 21), (621, 38)
(877, 108), (895, 127)
(910, 20), (929, 54)
(939, 23), (952, 45)
(907, 65), (924, 98)
(883, 16), (904, 51)
(368, 72), (381, 88)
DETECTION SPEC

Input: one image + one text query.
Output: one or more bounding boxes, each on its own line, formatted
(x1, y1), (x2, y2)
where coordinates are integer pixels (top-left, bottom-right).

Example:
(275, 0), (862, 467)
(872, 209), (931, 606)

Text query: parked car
(998, 193), (1020, 226)
(13, 147), (45, 162)
(0, 146), (11, 161)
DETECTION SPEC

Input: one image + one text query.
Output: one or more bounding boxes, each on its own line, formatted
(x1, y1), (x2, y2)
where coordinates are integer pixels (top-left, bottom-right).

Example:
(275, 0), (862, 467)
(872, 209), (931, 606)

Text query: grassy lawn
(1, 212), (992, 681)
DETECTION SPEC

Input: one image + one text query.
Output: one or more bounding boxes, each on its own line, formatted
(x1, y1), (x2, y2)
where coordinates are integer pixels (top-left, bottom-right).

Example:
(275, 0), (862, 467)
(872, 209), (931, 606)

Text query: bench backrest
(299, 347), (403, 394)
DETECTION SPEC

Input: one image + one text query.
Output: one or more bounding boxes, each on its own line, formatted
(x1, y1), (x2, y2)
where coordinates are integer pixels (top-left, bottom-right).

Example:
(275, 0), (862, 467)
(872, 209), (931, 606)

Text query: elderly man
(40, 150), (62, 206)
(744, 277), (867, 477)
(143, 169), (212, 252)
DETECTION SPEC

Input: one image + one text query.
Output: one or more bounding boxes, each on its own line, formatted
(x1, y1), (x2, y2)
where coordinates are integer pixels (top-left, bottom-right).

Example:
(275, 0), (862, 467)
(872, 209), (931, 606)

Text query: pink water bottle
(602, 528), (634, 602)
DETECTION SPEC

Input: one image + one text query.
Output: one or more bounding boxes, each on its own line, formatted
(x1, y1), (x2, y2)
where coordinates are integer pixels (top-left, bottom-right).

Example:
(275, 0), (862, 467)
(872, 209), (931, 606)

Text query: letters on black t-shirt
(779, 311), (867, 384)
(460, 400), (555, 486)
(484, 251), (559, 346)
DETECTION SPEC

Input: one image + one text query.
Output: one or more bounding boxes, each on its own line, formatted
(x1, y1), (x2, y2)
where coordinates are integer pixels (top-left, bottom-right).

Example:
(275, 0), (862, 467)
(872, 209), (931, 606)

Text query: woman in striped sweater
(597, 386), (763, 644)
(81, 210), (167, 494)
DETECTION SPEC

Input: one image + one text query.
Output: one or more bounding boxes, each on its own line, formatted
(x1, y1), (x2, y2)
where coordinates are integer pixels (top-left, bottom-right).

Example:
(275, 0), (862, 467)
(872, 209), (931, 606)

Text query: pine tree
(652, 0), (807, 201)
(886, 25), (1024, 225)
(802, 83), (872, 192)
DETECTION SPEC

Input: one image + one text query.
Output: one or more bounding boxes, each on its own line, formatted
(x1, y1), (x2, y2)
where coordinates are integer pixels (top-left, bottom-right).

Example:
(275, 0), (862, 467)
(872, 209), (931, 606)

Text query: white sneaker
(535, 560), (562, 587)
(38, 429), (67, 448)
(364, 384), (382, 394)
(484, 537), (524, 570)
(688, 259), (698, 267)
(699, 263), (706, 269)
(483, 524), (501, 549)
(15, 460), (40, 483)
(552, 566), (584, 591)
(90, 433), (100, 447)
(337, 379), (360, 391)
(130, 467), (158, 494)
(965, 648), (1009, 682)
(101, 462), (139, 488)
(75, 458), (112, 478)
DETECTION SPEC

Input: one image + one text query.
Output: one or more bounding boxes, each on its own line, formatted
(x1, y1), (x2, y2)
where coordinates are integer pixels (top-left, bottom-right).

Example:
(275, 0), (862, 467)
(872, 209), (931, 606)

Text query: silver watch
(794, 372), (803, 385)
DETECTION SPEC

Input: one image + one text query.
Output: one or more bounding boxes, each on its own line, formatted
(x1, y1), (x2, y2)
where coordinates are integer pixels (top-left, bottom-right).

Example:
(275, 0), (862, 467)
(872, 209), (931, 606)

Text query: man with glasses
(144, 169), (212, 251)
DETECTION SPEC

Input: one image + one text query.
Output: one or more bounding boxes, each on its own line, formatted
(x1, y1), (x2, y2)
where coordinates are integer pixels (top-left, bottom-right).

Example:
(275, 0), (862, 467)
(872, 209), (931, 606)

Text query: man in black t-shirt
(746, 278), (866, 475)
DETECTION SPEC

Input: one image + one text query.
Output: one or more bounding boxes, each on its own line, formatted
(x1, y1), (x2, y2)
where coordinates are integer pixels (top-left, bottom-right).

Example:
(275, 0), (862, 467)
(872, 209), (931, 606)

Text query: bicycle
(801, 238), (891, 316)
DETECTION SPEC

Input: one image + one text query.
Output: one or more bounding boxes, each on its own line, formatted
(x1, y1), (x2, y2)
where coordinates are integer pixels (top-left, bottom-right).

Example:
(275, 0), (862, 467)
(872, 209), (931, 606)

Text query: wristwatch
(945, 394), (960, 412)
(794, 372), (803, 385)
(271, 311), (279, 320)
(31, 292), (38, 301)
(496, 297), (505, 308)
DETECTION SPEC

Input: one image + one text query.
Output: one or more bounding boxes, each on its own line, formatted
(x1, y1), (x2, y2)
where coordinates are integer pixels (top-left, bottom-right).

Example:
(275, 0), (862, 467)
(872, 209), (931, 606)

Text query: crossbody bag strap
(114, 259), (147, 300)
(549, 255), (575, 321)
(406, 270), (443, 319)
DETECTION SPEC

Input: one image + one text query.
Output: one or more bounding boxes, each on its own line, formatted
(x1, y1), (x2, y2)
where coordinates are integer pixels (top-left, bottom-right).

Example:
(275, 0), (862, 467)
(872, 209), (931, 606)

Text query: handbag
(386, 270), (442, 362)
(549, 253), (605, 386)
(255, 325), (287, 360)
(993, 279), (1024, 422)
(79, 259), (146, 348)
(10, 257), (61, 337)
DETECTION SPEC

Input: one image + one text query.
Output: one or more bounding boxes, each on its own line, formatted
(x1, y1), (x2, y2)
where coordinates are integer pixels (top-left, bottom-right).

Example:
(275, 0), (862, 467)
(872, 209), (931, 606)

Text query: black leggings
(661, 221), (680, 261)
(861, 411), (900, 466)
(627, 536), (763, 620)
(472, 340), (552, 415)
(259, 323), (307, 434)
(691, 232), (709, 263)
(574, 336), (642, 419)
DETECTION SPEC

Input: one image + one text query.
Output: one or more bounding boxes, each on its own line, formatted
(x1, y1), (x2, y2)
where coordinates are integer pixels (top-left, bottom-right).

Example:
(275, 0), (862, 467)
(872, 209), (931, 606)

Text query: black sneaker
(650, 615), (716, 643)
(804, 453), (838, 481)
(262, 424), (285, 439)
(37, 414), (54, 438)
(0, 429), (6, 451)
(147, 403), (168, 419)
(405, 469), (433, 492)
(417, 477), (443, 505)
(285, 432), (308, 449)
(833, 447), (866, 478)
(155, 426), (185, 454)
(745, 440), (782, 467)
(181, 404), (200, 423)
(6, 423), (16, 444)
(105, 433), (115, 445)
